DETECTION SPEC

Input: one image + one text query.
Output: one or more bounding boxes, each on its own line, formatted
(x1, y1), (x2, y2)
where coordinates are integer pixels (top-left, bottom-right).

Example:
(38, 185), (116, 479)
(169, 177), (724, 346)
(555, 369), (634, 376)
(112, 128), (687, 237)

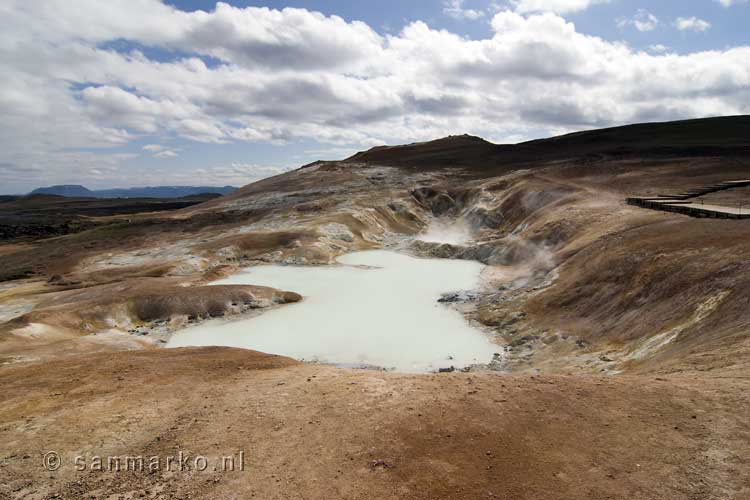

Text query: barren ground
(2, 349), (749, 500)
(1, 117), (750, 499)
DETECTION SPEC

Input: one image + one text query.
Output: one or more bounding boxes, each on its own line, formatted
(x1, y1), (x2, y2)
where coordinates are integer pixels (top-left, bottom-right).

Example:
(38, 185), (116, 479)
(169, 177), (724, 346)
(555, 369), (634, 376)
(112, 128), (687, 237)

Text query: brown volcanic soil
(1, 116), (750, 498)
(1, 349), (748, 500)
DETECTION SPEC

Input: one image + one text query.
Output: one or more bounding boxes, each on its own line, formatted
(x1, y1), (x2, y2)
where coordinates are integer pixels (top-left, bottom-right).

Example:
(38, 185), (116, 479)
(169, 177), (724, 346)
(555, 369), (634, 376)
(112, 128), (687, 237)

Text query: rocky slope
(1, 116), (749, 499)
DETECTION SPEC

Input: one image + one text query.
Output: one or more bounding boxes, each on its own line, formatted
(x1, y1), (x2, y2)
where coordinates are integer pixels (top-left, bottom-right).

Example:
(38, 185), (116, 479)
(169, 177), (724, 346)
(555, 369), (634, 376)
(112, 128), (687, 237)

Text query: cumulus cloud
(443, 0), (485, 20)
(511, 0), (609, 14)
(617, 9), (659, 32)
(675, 17), (712, 32)
(143, 144), (180, 158)
(649, 44), (670, 54)
(1, 1), (749, 191)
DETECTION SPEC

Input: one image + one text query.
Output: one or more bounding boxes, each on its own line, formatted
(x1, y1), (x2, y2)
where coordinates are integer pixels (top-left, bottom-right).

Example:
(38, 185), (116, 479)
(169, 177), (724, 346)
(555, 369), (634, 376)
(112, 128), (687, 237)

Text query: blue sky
(170, 0), (750, 51)
(1, 0), (749, 193)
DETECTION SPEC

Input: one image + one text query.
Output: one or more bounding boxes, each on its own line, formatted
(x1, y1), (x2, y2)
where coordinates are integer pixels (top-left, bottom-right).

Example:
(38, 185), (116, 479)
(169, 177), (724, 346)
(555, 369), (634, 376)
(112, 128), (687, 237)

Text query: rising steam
(418, 220), (472, 245)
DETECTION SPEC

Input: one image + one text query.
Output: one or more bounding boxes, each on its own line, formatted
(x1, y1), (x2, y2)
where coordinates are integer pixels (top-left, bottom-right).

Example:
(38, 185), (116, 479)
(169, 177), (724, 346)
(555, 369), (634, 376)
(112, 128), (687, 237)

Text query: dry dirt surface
(1, 349), (748, 500)
(1, 116), (750, 499)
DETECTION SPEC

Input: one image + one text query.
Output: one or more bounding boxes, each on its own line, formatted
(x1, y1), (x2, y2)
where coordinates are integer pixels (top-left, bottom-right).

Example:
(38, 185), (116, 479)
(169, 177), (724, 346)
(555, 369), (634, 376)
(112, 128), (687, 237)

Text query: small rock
(368, 459), (391, 470)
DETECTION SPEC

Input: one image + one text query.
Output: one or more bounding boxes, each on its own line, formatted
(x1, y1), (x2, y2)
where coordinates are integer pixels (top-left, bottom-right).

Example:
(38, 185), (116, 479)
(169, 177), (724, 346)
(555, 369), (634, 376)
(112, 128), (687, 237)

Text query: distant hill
(30, 185), (236, 199)
(30, 185), (94, 197)
(346, 115), (750, 170)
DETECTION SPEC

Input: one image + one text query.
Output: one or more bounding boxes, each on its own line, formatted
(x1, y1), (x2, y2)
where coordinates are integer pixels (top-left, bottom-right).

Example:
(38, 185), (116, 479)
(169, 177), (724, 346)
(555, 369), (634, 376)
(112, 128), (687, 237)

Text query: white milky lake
(167, 250), (498, 372)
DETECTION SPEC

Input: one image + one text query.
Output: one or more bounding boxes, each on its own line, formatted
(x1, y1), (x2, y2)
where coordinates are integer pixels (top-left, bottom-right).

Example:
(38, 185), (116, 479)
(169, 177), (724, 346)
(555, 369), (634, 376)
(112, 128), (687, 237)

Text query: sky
(1, 0), (749, 194)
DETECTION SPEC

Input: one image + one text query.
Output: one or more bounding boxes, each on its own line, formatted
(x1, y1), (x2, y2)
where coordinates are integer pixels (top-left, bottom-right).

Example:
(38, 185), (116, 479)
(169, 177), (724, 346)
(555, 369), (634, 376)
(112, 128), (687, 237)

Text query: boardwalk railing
(627, 180), (750, 219)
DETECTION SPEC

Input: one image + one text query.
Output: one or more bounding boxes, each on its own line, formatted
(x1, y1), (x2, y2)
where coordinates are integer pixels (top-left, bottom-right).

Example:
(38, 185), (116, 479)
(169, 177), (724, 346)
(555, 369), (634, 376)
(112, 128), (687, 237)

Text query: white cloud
(144, 163), (292, 186)
(153, 150), (179, 158)
(443, 0), (485, 20)
(618, 9), (659, 32)
(675, 17), (712, 32)
(511, 0), (609, 14)
(716, 0), (749, 6)
(1, 1), (749, 191)
(143, 144), (179, 158)
(648, 44), (670, 53)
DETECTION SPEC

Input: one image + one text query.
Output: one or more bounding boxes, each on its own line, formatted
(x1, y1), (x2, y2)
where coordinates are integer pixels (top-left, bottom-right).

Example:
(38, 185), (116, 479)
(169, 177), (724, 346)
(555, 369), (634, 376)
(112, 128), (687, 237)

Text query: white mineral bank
(167, 250), (498, 372)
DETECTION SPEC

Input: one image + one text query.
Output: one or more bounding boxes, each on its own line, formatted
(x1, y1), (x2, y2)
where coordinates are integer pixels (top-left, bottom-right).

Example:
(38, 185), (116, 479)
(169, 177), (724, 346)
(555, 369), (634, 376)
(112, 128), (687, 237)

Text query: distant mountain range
(29, 184), (236, 199)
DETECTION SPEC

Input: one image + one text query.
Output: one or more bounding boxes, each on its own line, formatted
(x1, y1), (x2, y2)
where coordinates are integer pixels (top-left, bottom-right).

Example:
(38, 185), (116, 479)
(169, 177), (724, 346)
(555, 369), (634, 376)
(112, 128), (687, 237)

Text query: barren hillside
(1, 116), (749, 499)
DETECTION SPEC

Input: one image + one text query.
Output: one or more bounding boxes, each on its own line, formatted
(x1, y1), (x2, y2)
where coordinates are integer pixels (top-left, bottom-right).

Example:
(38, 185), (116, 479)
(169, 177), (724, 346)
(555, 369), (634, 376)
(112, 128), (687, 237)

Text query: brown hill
(347, 115), (750, 169)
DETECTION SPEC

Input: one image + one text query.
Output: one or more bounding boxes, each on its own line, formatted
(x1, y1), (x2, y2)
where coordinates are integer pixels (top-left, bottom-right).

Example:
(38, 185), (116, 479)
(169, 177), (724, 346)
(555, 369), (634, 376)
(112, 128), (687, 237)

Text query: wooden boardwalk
(627, 180), (750, 219)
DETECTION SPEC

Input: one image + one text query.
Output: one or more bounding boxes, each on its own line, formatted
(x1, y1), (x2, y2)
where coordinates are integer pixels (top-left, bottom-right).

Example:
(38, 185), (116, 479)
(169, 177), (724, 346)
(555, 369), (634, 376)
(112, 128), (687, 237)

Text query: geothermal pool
(167, 250), (498, 372)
